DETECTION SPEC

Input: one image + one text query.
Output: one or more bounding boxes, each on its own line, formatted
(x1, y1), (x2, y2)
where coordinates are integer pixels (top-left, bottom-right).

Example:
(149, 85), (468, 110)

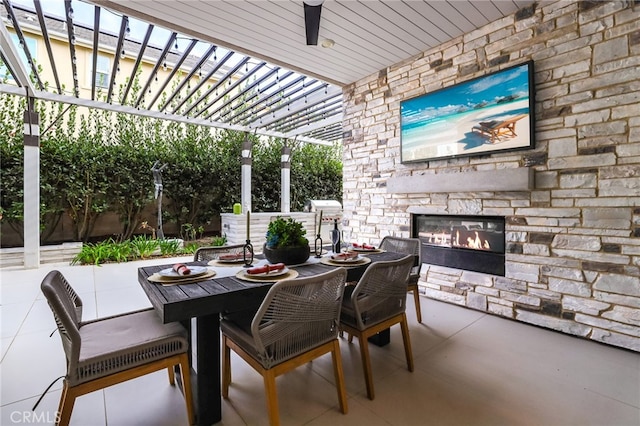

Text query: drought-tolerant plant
(72, 238), (132, 265)
(129, 235), (160, 259)
(210, 235), (227, 246)
(158, 238), (182, 256)
(182, 242), (199, 254)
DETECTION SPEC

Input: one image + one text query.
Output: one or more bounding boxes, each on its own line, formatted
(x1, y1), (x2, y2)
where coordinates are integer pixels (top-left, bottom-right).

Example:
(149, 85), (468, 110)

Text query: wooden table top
(138, 251), (408, 323)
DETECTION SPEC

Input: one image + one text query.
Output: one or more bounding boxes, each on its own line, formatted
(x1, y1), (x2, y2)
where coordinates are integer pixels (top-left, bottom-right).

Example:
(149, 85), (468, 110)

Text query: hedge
(0, 94), (342, 245)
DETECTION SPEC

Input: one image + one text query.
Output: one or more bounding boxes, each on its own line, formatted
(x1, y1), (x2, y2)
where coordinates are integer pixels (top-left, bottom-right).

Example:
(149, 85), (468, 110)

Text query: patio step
(0, 242), (83, 268)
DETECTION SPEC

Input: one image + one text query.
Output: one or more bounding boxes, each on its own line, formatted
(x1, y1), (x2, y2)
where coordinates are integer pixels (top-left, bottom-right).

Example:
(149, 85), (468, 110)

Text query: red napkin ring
(173, 263), (191, 275)
(331, 252), (358, 260)
(352, 243), (375, 249)
(247, 263), (286, 275)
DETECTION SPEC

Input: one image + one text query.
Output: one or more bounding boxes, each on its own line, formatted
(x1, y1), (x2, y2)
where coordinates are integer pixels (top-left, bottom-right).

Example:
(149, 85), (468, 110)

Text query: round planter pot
(262, 244), (310, 265)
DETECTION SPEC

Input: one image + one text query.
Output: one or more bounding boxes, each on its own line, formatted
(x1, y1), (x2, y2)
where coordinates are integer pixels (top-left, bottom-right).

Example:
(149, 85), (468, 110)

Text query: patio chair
(40, 270), (194, 426)
(221, 268), (348, 425)
(193, 243), (245, 262)
(339, 255), (415, 400)
(378, 236), (423, 323)
(471, 114), (527, 143)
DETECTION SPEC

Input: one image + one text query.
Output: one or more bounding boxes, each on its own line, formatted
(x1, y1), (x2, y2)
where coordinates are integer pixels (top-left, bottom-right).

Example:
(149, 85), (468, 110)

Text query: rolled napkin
(219, 253), (244, 261)
(331, 252), (359, 260)
(173, 263), (191, 275)
(352, 243), (376, 250)
(247, 263), (286, 275)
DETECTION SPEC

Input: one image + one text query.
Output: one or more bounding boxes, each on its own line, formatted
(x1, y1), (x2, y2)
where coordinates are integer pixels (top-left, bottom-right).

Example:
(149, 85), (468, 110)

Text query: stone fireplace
(340, 1), (640, 352)
(412, 214), (505, 276)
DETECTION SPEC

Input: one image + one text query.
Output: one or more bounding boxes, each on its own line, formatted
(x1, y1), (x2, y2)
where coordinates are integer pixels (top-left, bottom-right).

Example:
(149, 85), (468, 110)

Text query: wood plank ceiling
(1, 0), (537, 144)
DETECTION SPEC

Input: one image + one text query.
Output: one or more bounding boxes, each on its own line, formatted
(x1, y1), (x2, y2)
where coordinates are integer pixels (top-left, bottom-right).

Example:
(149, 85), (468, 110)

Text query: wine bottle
(331, 219), (341, 253)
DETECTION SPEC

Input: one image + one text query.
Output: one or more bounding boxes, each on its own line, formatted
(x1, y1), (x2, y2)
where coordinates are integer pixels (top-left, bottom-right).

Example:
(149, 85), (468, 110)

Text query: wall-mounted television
(400, 61), (535, 163)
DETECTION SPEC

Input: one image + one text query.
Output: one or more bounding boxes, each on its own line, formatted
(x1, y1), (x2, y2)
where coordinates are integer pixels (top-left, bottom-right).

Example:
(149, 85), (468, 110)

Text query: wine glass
(341, 230), (351, 252)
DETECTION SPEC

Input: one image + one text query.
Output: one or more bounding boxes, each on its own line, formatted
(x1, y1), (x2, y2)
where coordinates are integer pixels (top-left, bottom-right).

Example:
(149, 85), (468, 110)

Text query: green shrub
(159, 238), (182, 256)
(129, 235), (160, 259)
(210, 235), (227, 246)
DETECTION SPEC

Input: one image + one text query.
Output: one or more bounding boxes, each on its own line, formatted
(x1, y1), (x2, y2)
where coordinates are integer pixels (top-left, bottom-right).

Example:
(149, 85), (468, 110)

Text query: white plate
(329, 255), (361, 263)
(245, 266), (290, 277)
(350, 247), (377, 252)
(159, 266), (209, 278)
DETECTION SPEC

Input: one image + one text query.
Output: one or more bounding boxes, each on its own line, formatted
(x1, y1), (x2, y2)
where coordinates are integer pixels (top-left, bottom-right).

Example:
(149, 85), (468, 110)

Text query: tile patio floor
(1, 257), (639, 425)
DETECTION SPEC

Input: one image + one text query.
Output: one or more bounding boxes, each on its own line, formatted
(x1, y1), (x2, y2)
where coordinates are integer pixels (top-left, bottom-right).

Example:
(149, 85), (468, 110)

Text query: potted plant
(263, 217), (310, 265)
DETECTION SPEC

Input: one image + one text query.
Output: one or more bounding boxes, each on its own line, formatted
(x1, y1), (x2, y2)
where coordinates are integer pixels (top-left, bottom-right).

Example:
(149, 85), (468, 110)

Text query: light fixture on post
(241, 134), (252, 214)
(280, 145), (291, 214)
(241, 133), (253, 267)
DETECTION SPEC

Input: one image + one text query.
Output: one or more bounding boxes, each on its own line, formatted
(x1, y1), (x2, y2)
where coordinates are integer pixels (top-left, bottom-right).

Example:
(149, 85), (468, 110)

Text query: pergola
(0, 0), (343, 267)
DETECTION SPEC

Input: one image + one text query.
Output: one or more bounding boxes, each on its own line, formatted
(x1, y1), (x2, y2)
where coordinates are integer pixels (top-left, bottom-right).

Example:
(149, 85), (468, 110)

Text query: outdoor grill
(304, 200), (343, 241)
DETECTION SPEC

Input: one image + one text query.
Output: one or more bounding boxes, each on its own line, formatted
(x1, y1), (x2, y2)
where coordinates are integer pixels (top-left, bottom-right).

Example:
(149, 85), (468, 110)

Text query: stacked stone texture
(342, 0), (640, 351)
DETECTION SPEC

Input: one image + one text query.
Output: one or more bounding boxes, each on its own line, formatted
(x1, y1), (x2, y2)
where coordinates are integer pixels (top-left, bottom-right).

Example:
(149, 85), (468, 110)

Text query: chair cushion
(221, 317), (264, 365)
(72, 309), (188, 386)
(221, 316), (335, 369)
(339, 285), (360, 329)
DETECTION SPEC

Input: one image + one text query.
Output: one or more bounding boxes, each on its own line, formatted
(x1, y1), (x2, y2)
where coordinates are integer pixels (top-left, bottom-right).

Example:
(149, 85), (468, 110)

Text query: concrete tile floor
(1, 258), (639, 425)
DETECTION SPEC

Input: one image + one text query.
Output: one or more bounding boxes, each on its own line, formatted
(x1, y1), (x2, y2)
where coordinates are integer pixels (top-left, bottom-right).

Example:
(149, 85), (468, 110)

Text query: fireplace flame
(465, 231), (491, 250)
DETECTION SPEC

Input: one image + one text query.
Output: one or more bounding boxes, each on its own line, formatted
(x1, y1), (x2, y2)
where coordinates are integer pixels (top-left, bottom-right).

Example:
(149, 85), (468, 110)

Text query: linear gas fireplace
(411, 214), (505, 276)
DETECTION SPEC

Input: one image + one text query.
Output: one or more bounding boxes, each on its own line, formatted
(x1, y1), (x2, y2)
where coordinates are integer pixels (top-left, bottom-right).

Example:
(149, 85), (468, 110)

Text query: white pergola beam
(0, 83), (335, 145)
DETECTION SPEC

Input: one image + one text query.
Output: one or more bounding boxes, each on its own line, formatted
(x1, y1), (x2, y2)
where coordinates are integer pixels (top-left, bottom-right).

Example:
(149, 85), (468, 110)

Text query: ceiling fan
(303, 1), (323, 45)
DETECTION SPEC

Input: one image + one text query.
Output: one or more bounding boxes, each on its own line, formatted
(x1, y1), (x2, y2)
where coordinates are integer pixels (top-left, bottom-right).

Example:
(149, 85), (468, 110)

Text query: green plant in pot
(263, 217), (310, 265)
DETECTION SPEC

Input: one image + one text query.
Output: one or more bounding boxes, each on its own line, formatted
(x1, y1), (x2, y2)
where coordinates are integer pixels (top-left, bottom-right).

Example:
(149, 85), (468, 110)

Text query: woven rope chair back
(348, 255), (414, 330)
(193, 244), (245, 262)
(250, 268), (347, 369)
(40, 270), (83, 380)
(379, 236), (421, 281)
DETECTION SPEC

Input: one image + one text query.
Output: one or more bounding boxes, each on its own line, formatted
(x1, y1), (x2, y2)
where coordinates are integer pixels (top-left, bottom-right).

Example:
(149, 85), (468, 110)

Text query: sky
(401, 62), (531, 126)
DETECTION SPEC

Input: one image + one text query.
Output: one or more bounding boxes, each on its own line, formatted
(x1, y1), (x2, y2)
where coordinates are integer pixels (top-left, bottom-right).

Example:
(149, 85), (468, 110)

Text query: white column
(23, 99), (40, 268)
(280, 146), (291, 213)
(241, 137), (252, 214)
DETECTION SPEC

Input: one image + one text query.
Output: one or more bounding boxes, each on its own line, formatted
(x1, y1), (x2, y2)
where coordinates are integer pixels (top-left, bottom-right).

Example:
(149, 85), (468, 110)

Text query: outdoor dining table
(138, 250), (408, 425)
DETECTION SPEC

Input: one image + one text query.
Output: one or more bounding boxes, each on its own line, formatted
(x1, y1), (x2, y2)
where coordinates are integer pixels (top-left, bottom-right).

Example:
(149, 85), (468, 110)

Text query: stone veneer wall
(341, 0), (640, 352)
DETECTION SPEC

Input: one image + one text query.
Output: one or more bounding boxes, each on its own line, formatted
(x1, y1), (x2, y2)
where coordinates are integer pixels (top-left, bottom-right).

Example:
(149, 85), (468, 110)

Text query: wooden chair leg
(411, 287), (422, 323)
(400, 314), (414, 372)
(178, 354), (195, 425)
(357, 333), (375, 400)
(263, 370), (280, 426)
(330, 340), (348, 414)
(167, 365), (176, 385)
(222, 335), (231, 398)
(56, 381), (75, 426)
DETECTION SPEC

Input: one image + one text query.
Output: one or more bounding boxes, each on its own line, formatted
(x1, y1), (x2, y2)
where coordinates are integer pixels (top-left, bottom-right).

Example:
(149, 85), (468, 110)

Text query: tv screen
(400, 61), (535, 163)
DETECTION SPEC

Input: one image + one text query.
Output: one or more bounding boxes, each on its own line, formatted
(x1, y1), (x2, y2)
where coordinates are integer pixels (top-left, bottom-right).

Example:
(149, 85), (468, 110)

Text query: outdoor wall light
(321, 39), (335, 48)
(281, 146), (291, 167)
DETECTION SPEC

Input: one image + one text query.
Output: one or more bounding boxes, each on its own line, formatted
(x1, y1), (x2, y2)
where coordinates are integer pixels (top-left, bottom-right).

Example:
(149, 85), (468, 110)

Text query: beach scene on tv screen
(401, 63), (531, 162)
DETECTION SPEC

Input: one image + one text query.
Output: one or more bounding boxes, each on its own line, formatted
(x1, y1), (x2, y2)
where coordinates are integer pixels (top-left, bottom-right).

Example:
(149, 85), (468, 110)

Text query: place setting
(208, 252), (249, 267)
(320, 251), (372, 267)
(148, 263), (216, 285)
(348, 242), (384, 254)
(235, 262), (299, 283)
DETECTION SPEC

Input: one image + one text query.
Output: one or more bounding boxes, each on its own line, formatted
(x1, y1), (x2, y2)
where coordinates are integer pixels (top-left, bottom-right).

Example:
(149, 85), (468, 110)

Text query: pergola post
(23, 96), (40, 268)
(241, 134), (252, 214)
(281, 146), (291, 213)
